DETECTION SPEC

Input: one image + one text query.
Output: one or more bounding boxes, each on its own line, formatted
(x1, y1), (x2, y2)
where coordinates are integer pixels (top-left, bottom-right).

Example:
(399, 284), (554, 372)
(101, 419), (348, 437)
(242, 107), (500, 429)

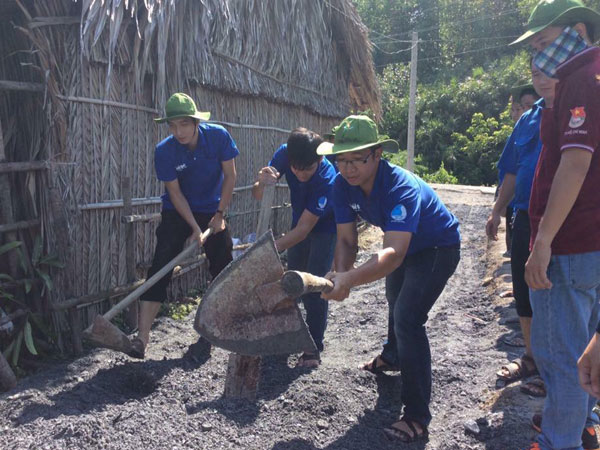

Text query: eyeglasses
(334, 151), (374, 170)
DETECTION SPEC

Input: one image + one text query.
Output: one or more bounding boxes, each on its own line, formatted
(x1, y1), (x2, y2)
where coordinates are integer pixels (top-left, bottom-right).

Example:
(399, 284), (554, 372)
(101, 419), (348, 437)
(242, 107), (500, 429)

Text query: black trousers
(510, 209), (532, 317)
(140, 210), (233, 303)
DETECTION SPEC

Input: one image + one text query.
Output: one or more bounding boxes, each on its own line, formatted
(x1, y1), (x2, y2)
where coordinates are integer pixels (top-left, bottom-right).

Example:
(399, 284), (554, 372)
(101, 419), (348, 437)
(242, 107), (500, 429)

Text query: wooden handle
(88, 228), (212, 328)
(280, 270), (334, 298)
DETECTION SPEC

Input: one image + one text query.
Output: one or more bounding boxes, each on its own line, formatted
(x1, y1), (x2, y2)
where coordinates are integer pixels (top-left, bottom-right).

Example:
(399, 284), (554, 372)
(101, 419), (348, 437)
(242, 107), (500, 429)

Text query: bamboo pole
(0, 220), (41, 234)
(0, 80), (44, 92)
(122, 177), (139, 330)
(52, 280), (145, 311)
(0, 161), (48, 174)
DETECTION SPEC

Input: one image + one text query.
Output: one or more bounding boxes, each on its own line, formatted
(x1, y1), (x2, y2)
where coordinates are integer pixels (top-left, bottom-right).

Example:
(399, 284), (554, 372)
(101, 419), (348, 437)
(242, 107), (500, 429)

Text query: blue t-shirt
(496, 98), (543, 212)
(155, 123), (239, 213)
(269, 144), (336, 234)
(497, 133), (517, 209)
(332, 159), (461, 255)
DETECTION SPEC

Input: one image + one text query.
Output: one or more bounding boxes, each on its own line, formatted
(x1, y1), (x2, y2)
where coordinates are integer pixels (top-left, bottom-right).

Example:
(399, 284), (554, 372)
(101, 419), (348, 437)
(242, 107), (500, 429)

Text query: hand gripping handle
(280, 270), (334, 298)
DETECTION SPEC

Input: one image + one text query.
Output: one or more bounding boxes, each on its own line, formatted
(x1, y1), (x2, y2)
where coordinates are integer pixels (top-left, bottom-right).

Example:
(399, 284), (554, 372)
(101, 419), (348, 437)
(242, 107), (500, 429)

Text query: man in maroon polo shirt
(512, 0), (600, 449)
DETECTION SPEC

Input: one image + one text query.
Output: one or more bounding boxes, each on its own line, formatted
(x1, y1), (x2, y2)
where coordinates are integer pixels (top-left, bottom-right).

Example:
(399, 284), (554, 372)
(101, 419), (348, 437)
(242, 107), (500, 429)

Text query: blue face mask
(533, 26), (588, 78)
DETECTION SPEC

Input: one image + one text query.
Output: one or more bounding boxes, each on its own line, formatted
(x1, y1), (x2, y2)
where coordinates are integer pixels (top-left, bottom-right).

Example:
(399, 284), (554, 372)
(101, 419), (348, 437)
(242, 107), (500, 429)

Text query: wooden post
(68, 307), (83, 354)
(406, 31), (418, 173)
(0, 117), (19, 277)
(122, 177), (138, 331)
(224, 184), (276, 399)
(0, 351), (17, 392)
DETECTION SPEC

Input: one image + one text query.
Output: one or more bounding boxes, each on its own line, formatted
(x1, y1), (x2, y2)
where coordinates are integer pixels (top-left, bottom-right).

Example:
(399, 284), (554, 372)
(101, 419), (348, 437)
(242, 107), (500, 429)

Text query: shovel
(83, 228), (213, 355)
(194, 230), (335, 356)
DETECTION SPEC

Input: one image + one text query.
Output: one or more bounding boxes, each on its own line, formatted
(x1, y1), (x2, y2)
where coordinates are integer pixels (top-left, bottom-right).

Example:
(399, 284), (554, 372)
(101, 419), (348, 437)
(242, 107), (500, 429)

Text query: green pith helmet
(511, 0), (600, 45)
(316, 115), (399, 156)
(154, 93), (211, 123)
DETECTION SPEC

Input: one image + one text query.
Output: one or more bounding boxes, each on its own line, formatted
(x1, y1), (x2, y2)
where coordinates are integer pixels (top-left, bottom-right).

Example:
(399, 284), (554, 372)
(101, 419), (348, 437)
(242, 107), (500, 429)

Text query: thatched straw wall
(0, 0), (380, 351)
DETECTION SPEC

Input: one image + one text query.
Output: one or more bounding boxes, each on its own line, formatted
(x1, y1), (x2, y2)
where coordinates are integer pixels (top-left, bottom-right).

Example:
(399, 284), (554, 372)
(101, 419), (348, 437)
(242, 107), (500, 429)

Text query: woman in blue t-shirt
(252, 128), (337, 368)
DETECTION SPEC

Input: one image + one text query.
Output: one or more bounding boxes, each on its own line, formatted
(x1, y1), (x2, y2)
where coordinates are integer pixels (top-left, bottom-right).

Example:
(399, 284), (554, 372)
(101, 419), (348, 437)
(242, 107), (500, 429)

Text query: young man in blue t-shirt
(131, 93), (239, 358)
(252, 128), (337, 368)
(318, 115), (460, 443)
(487, 62), (556, 400)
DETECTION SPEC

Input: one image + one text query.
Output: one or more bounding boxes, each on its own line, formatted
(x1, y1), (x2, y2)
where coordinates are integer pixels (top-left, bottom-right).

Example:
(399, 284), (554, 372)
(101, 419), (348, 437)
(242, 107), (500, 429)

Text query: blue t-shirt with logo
(155, 123), (239, 213)
(332, 159), (460, 255)
(269, 144), (336, 234)
(496, 98), (544, 212)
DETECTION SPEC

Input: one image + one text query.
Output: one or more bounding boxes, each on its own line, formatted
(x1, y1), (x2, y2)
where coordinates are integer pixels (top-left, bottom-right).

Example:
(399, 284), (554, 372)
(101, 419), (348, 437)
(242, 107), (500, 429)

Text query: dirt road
(0, 185), (543, 449)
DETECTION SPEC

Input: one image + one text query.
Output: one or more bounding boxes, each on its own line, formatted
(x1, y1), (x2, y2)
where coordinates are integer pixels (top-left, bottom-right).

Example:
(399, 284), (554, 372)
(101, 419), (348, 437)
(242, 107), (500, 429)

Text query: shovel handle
(280, 270), (334, 298)
(87, 228), (212, 330)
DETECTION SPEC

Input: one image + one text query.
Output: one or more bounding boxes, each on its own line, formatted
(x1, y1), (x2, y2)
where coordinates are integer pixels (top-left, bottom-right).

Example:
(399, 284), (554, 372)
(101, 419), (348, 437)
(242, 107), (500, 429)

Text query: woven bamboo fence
(0, 0), (380, 353)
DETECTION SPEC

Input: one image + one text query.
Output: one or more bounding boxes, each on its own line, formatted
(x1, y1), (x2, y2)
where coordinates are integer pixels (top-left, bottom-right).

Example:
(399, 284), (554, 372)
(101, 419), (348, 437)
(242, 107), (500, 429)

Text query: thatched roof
(74, 0), (380, 118)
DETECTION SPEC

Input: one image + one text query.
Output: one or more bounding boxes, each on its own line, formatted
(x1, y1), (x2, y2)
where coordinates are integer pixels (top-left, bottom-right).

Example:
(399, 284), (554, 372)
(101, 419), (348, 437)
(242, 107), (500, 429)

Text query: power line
(373, 35), (521, 45)
(374, 43), (512, 68)
(371, 41), (416, 55)
(372, 8), (522, 40)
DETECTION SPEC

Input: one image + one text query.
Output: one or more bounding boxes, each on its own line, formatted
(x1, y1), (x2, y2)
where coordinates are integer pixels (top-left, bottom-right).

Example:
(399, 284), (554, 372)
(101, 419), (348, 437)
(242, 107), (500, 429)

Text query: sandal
(127, 337), (146, 359)
(521, 376), (546, 397)
(531, 413), (542, 433)
(362, 355), (400, 374)
(496, 354), (538, 382)
(384, 417), (428, 443)
(296, 352), (321, 368)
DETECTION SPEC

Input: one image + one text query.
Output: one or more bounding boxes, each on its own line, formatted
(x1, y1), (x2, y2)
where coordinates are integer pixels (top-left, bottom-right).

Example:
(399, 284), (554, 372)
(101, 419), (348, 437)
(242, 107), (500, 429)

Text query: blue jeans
(287, 231), (336, 352)
(380, 246), (460, 426)
(530, 251), (600, 450)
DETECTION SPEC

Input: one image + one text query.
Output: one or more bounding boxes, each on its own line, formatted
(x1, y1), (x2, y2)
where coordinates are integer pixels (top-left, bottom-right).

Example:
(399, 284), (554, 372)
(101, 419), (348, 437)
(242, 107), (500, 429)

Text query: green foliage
(449, 112), (513, 185)
(0, 237), (61, 369)
(377, 52), (529, 185)
(421, 162), (459, 184)
(161, 295), (202, 321)
(162, 288), (204, 320)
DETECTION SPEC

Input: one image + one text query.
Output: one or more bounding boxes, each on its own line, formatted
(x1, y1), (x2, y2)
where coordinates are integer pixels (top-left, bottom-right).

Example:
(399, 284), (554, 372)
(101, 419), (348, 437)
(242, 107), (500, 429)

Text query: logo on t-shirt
(569, 107), (586, 128)
(317, 196), (328, 210)
(175, 163), (188, 172)
(350, 203), (361, 212)
(390, 204), (407, 222)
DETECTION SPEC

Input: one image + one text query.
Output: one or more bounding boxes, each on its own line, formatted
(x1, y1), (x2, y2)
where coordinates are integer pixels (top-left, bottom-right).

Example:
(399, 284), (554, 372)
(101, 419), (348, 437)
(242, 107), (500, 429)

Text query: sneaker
(582, 426), (600, 450)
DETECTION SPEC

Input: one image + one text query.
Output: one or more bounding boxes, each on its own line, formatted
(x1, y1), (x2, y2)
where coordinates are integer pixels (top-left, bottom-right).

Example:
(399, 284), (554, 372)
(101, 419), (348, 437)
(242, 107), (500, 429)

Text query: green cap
(511, 0), (600, 45)
(511, 83), (535, 101)
(316, 115), (399, 156)
(155, 93), (210, 123)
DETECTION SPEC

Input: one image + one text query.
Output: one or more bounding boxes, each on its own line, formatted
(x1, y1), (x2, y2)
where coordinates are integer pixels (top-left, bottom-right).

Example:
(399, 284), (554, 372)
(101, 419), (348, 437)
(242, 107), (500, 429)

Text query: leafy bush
(378, 50), (530, 185)
(421, 162), (459, 185)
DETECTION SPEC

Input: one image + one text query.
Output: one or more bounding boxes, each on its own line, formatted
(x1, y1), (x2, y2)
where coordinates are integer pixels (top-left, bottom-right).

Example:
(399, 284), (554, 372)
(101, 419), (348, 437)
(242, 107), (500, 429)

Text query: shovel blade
(194, 230), (316, 356)
(84, 315), (134, 355)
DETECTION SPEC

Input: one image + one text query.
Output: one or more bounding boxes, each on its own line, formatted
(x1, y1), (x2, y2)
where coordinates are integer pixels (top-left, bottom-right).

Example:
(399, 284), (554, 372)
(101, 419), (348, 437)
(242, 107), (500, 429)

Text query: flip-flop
(384, 417), (428, 443)
(521, 376), (546, 397)
(362, 355), (400, 374)
(127, 337), (146, 359)
(296, 352), (321, 368)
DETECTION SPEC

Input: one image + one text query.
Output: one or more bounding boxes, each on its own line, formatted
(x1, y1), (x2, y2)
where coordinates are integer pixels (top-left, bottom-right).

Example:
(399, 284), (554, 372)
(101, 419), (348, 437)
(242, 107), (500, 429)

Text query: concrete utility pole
(407, 31), (418, 172)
